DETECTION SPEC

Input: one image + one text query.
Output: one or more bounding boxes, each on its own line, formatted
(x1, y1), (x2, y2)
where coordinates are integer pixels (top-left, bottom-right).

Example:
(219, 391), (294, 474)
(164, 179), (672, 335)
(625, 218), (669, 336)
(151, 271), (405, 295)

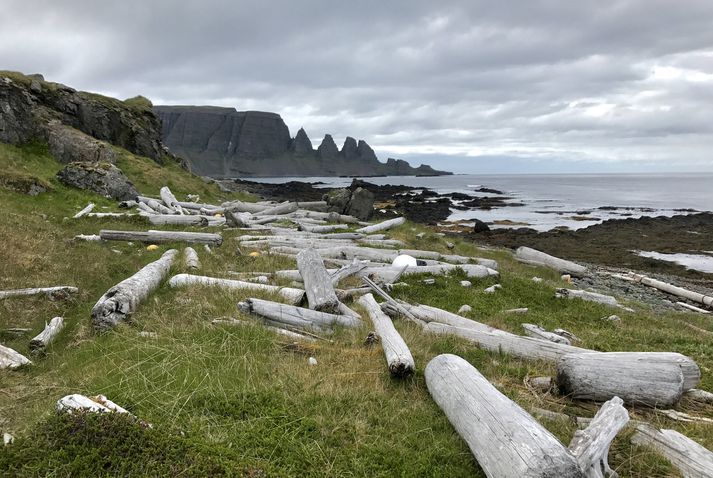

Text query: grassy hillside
(0, 142), (711, 477)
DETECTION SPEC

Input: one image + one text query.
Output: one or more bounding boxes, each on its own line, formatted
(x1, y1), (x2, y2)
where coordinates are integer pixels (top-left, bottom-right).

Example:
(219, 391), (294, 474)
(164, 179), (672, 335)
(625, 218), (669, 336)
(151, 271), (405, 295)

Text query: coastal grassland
(1, 143), (712, 477)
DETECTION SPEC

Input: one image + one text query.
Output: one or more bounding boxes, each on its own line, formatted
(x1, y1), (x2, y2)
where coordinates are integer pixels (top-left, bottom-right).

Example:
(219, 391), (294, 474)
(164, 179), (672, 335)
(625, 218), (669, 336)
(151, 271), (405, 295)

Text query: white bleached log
(684, 388), (713, 404)
(137, 201), (157, 215)
(0, 344), (32, 369)
(296, 200), (328, 212)
(556, 352), (699, 406)
(676, 302), (711, 314)
(294, 210), (362, 224)
(627, 273), (713, 307)
(355, 216), (406, 234)
(183, 247), (200, 270)
(145, 214), (209, 226)
(276, 264), (498, 284)
(29, 316), (64, 352)
(223, 200), (271, 214)
(358, 293), (414, 377)
(556, 289), (623, 308)
(255, 201), (298, 216)
(212, 317), (317, 342)
(73, 202), (95, 218)
(238, 298), (361, 331)
(0, 286), (78, 300)
(632, 425), (713, 478)
(85, 212), (138, 218)
(505, 307), (529, 314)
(225, 211), (252, 228)
(57, 394), (132, 415)
(516, 246), (587, 276)
(168, 274), (304, 305)
(159, 186), (184, 214)
(297, 223), (348, 233)
(74, 234), (102, 241)
(92, 249), (178, 331)
(568, 396), (629, 478)
(522, 323), (571, 345)
(297, 248), (340, 313)
(138, 196), (173, 214)
(658, 409), (713, 424)
(99, 229), (222, 245)
(425, 354), (584, 477)
(330, 259), (368, 286)
(175, 200), (218, 211)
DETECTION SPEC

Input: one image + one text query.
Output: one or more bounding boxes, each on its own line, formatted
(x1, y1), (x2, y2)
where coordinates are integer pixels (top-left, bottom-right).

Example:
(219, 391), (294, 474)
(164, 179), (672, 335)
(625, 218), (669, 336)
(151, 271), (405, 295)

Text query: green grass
(0, 142), (711, 477)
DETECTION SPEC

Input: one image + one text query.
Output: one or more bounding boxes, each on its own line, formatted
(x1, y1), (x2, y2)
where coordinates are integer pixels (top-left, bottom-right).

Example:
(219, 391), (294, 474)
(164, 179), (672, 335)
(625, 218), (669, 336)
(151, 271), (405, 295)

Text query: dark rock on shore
(472, 219), (490, 233)
(324, 187), (375, 220)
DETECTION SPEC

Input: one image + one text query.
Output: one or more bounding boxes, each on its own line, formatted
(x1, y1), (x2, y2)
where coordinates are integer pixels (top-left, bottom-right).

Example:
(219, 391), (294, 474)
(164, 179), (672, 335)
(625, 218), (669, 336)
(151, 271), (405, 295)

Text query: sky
(2, 0), (713, 173)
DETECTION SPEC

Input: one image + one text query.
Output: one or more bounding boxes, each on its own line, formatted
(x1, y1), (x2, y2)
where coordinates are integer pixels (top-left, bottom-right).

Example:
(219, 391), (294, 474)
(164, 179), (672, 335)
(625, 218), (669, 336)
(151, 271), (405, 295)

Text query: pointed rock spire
(356, 140), (377, 162)
(289, 127), (313, 154)
(341, 136), (358, 158)
(317, 134), (339, 158)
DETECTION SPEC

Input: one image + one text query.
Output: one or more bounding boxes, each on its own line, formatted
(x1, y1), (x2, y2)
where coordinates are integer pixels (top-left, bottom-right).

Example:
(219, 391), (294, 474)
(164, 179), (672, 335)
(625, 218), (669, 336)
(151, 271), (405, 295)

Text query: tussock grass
(0, 142), (711, 476)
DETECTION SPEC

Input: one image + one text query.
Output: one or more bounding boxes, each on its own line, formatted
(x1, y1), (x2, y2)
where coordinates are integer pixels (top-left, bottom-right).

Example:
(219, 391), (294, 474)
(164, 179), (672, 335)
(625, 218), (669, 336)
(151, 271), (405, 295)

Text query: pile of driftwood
(4, 186), (713, 477)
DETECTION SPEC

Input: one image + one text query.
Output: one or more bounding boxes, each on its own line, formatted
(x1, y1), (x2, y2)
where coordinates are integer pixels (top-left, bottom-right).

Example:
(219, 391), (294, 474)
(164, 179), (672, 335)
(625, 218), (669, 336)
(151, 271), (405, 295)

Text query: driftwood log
(425, 354), (584, 477)
(145, 214), (212, 226)
(0, 344), (32, 369)
(629, 273), (713, 307)
(168, 274), (304, 305)
(91, 249), (178, 331)
(556, 352), (700, 406)
(296, 248), (340, 313)
(516, 246), (587, 276)
(354, 217), (405, 234)
(223, 200), (270, 214)
(183, 247), (201, 270)
(212, 317), (317, 342)
(632, 424), (713, 478)
(0, 286), (78, 301)
(358, 293), (415, 377)
(238, 298), (361, 331)
(522, 323), (571, 345)
(99, 230), (222, 246)
(73, 202), (95, 218)
(29, 316), (64, 353)
(277, 264), (497, 284)
(159, 186), (184, 214)
(556, 289), (623, 308)
(255, 201), (298, 216)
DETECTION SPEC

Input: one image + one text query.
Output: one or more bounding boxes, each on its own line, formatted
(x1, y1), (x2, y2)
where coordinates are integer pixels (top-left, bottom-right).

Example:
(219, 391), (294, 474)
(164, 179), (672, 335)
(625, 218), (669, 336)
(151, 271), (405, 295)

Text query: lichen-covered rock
(45, 122), (117, 164)
(324, 188), (351, 213)
(345, 187), (374, 220)
(57, 162), (138, 201)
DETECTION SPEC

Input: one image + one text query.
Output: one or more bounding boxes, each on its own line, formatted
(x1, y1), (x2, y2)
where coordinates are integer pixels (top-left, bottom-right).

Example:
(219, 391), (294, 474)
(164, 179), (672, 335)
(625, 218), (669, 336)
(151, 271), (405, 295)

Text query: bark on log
(631, 424), (713, 478)
(99, 230), (222, 245)
(73, 202), (95, 218)
(183, 247), (201, 270)
(522, 323), (571, 345)
(516, 247), (588, 276)
(168, 274), (304, 305)
(0, 344), (32, 369)
(297, 248), (341, 313)
(92, 249), (178, 331)
(358, 293), (415, 377)
(355, 217), (406, 234)
(238, 298), (361, 331)
(568, 396), (629, 478)
(0, 286), (78, 300)
(629, 273), (713, 307)
(556, 352), (699, 406)
(425, 354), (584, 478)
(29, 316), (64, 353)
(159, 186), (184, 214)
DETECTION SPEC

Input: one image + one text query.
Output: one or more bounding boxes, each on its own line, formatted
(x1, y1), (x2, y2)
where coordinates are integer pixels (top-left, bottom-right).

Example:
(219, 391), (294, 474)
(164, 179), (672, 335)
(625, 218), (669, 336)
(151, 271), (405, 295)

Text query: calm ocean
(246, 173), (713, 231)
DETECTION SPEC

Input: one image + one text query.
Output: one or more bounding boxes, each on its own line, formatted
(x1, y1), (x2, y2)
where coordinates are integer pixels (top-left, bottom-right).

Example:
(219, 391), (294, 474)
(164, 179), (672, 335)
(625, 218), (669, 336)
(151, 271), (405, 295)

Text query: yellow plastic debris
(146, 244), (159, 251)
(214, 213), (223, 217)
(249, 251), (261, 257)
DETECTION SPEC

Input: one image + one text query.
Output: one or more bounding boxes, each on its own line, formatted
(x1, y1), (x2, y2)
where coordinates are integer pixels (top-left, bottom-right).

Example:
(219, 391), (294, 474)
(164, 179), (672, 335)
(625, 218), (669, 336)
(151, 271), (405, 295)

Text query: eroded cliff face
(154, 105), (451, 177)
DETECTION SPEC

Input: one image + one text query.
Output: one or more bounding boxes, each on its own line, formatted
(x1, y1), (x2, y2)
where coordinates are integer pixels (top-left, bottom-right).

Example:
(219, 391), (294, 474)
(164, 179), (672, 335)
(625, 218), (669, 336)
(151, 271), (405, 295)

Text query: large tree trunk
(99, 230), (222, 245)
(0, 286), (78, 300)
(296, 248), (340, 313)
(516, 246), (588, 276)
(358, 293), (415, 377)
(29, 316), (65, 353)
(91, 249), (178, 331)
(631, 425), (713, 478)
(556, 352), (699, 407)
(159, 186), (184, 214)
(168, 274), (305, 305)
(238, 298), (361, 332)
(0, 344), (32, 369)
(425, 354), (585, 478)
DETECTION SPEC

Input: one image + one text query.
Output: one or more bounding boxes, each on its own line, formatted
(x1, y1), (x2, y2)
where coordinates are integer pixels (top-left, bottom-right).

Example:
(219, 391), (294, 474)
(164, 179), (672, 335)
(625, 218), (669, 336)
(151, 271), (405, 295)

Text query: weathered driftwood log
(516, 246), (587, 276)
(567, 396), (629, 478)
(74, 233), (102, 242)
(29, 316), (64, 353)
(0, 286), (78, 300)
(522, 323), (571, 345)
(137, 201), (157, 215)
(363, 277), (423, 325)
(175, 200), (217, 211)
(225, 211), (252, 228)
(294, 210), (362, 224)
(183, 247), (200, 270)
(276, 264), (498, 284)
(629, 273), (713, 307)
(159, 186), (184, 214)
(676, 302), (711, 314)
(297, 248), (341, 313)
(223, 200), (271, 214)
(0, 344), (32, 369)
(297, 223), (348, 233)
(99, 230), (222, 246)
(238, 298), (361, 331)
(145, 214), (209, 226)
(212, 317), (317, 342)
(358, 294), (415, 377)
(684, 388), (713, 404)
(85, 212), (138, 218)
(556, 289), (624, 308)
(425, 354), (584, 477)
(330, 259), (368, 286)
(355, 216), (405, 234)
(556, 352), (699, 406)
(92, 249), (178, 331)
(296, 200), (328, 212)
(73, 202), (95, 218)
(168, 274), (304, 305)
(632, 425), (713, 478)
(255, 201), (298, 217)
(138, 196), (173, 215)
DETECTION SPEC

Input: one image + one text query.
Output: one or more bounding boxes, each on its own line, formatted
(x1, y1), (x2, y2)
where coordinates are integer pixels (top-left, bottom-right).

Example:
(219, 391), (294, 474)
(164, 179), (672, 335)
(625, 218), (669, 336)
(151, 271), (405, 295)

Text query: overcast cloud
(2, 0), (712, 172)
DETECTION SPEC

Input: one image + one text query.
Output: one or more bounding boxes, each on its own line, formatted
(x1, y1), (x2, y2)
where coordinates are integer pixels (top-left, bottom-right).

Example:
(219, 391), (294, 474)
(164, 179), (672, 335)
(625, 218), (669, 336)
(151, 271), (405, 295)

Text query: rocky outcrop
(154, 105), (452, 178)
(0, 71), (164, 162)
(57, 162), (138, 201)
(324, 186), (375, 220)
(45, 121), (117, 164)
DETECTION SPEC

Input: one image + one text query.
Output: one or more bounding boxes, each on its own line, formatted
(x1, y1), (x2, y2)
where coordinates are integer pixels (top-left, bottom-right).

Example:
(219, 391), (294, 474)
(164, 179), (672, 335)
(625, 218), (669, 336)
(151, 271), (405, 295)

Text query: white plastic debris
(422, 278), (436, 285)
(392, 254), (418, 268)
(57, 394), (132, 415)
(308, 357), (318, 366)
(458, 305), (472, 315)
